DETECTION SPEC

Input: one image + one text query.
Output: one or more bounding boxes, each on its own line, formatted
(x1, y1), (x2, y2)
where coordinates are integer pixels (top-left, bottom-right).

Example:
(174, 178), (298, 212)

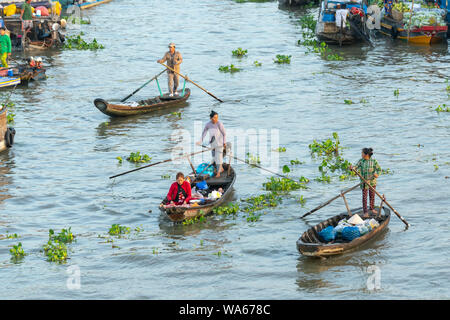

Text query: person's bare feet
(371, 209), (377, 214)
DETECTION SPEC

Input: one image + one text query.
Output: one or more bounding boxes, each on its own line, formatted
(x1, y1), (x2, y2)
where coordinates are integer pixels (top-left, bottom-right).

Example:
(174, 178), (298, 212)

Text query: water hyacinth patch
(253, 60), (262, 67)
(232, 48), (248, 57)
(126, 152), (152, 163)
(43, 240), (68, 263)
(49, 228), (75, 244)
(263, 177), (308, 192)
(218, 64), (242, 73)
(274, 54), (291, 64)
(10, 242), (26, 260)
(309, 132), (342, 158)
(213, 203), (240, 216)
(63, 33), (104, 50)
(108, 224), (131, 236)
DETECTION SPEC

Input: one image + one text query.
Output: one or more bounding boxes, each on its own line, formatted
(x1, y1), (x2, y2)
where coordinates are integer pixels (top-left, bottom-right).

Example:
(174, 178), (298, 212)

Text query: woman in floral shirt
(350, 148), (381, 217)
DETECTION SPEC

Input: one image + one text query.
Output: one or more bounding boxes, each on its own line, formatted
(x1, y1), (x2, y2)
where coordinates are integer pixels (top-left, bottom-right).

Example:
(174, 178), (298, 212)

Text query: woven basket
(392, 9), (404, 21)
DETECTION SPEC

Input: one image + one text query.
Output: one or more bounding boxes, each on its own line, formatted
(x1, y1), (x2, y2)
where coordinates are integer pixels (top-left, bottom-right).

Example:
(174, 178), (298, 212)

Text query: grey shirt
(201, 121), (226, 146)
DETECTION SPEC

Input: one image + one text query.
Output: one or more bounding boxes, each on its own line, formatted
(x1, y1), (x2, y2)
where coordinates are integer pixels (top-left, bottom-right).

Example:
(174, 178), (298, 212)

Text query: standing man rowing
(157, 42), (183, 97)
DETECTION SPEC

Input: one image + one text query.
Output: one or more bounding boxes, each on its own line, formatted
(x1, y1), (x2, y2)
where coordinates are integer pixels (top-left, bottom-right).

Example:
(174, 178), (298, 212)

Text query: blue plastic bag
(342, 226), (361, 242)
(196, 163), (214, 177)
(318, 226), (336, 243)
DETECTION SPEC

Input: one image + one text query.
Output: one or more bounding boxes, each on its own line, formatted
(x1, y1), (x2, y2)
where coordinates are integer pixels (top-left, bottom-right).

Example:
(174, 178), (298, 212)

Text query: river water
(0, 0), (449, 299)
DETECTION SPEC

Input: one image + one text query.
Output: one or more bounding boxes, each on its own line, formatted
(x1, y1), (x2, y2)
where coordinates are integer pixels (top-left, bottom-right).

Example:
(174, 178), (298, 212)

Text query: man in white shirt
(335, 4), (349, 29)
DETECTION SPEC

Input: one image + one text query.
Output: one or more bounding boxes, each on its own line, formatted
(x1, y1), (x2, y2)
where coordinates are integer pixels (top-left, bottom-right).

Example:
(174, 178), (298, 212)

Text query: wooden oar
(407, 0), (415, 42)
(109, 147), (213, 179)
(301, 183), (360, 218)
(351, 168), (410, 228)
(158, 62), (223, 103)
(121, 69), (166, 103)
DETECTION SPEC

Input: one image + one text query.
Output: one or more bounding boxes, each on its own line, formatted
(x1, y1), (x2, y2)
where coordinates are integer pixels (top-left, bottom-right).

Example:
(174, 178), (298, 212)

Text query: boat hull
(380, 17), (448, 44)
(297, 207), (391, 257)
(94, 88), (191, 117)
(159, 164), (236, 223)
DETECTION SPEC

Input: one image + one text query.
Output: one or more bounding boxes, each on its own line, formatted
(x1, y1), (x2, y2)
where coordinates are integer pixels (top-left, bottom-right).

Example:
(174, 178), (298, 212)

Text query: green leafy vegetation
(43, 240), (68, 263)
(232, 48), (248, 57)
(394, 89), (400, 97)
(161, 174), (171, 179)
(213, 203), (240, 216)
(218, 64), (241, 73)
(108, 224), (131, 236)
(63, 33), (104, 50)
(273, 54), (291, 64)
(275, 147), (286, 152)
(309, 132), (342, 158)
(246, 152), (261, 165)
(62, 15), (91, 25)
(344, 99), (353, 105)
(435, 104), (449, 113)
(263, 177), (308, 192)
(169, 111), (181, 118)
(10, 242), (26, 260)
(290, 159), (304, 165)
(253, 60), (262, 67)
(7, 112), (15, 124)
(49, 228), (75, 244)
(126, 152), (152, 163)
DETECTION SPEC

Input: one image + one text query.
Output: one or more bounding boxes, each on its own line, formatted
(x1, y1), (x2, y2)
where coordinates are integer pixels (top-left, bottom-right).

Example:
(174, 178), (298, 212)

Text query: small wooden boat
(297, 207), (391, 257)
(316, 0), (371, 45)
(93, 88), (191, 117)
(159, 163), (236, 223)
(66, 0), (113, 10)
(0, 66), (46, 82)
(0, 76), (20, 88)
(380, 15), (448, 44)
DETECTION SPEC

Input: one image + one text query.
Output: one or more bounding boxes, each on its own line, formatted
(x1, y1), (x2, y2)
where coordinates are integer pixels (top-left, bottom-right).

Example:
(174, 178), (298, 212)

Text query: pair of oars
(121, 62), (223, 103)
(301, 168), (410, 228)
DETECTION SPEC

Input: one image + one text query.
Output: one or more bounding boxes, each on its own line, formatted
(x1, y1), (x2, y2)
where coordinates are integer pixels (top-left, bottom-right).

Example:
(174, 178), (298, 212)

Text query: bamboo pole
(158, 62), (223, 102)
(109, 147), (213, 179)
(301, 183), (360, 218)
(341, 192), (352, 216)
(351, 168), (410, 228)
(407, 0), (415, 41)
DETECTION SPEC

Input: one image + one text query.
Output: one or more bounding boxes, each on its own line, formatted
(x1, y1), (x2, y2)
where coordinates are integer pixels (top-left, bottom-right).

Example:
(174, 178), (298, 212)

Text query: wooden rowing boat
(66, 0), (113, 10)
(159, 163), (236, 223)
(380, 16), (448, 44)
(93, 88), (191, 117)
(297, 207), (391, 257)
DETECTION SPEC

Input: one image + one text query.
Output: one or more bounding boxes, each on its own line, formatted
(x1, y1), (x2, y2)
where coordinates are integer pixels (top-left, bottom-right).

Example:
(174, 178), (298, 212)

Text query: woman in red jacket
(166, 172), (192, 205)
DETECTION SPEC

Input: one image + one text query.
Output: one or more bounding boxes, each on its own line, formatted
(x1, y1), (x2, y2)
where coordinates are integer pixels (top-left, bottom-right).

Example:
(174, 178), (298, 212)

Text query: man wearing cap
(157, 43), (183, 97)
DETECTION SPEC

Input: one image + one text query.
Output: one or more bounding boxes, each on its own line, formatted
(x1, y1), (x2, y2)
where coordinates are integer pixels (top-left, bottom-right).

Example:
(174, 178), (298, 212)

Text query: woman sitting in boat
(164, 172), (192, 206)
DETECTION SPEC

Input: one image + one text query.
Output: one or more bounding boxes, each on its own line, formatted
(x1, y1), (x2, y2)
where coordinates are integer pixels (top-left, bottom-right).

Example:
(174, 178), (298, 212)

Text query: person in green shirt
(21, 0), (34, 35)
(349, 148), (382, 217)
(0, 28), (11, 68)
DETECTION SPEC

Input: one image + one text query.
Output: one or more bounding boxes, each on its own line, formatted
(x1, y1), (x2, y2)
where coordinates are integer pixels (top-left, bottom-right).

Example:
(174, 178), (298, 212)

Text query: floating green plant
(6, 112), (15, 124)
(275, 147), (286, 152)
(10, 242), (26, 260)
(169, 112), (181, 118)
(274, 54), (291, 64)
(394, 89), (400, 97)
(218, 64), (241, 73)
(263, 177), (308, 192)
(309, 132), (341, 158)
(43, 240), (68, 263)
(435, 104), (449, 113)
(232, 48), (248, 57)
(108, 224), (131, 236)
(161, 174), (171, 179)
(63, 33), (104, 50)
(290, 159), (305, 165)
(213, 203), (240, 216)
(5, 233), (19, 239)
(246, 152), (261, 165)
(253, 60), (262, 67)
(126, 152), (152, 163)
(49, 228), (75, 244)
(297, 195), (307, 207)
(344, 99), (353, 105)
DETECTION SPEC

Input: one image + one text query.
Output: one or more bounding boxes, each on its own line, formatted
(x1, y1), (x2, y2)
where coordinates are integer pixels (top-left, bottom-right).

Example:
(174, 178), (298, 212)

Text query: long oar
(300, 183), (360, 218)
(351, 168), (410, 228)
(109, 147), (213, 179)
(158, 62), (223, 103)
(199, 145), (304, 183)
(121, 69), (166, 103)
